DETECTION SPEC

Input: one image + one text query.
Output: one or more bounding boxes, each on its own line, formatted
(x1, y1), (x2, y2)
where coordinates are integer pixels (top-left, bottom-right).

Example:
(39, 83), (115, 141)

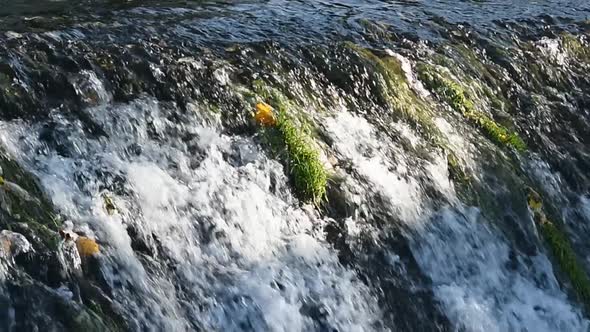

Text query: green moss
(447, 152), (469, 183)
(417, 64), (526, 152)
(26, 220), (61, 250)
(450, 45), (513, 114)
(249, 81), (327, 204)
(528, 190), (590, 309)
(357, 19), (391, 41)
(54, 297), (117, 332)
(344, 43), (445, 144)
(541, 219), (590, 305)
(251, 80), (293, 113)
(209, 104), (221, 114)
(260, 111), (327, 204)
(344, 44), (476, 197)
(275, 114), (327, 204)
(252, 79), (270, 99)
(0, 156), (59, 228)
(562, 33), (590, 61)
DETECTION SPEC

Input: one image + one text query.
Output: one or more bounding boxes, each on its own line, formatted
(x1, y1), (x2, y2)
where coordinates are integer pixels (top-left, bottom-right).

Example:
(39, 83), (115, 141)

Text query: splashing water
(1, 1), (590, 331)
(0, 98), (384, 331)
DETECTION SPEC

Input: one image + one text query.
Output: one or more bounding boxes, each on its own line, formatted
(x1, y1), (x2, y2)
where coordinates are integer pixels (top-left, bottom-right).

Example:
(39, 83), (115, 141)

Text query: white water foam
(323, 111), (423, 223)
(323, 110), (589, 332)
(414, 206), (588, 332)
(536, 38), (568, 66)
(0, 98), (383, 331)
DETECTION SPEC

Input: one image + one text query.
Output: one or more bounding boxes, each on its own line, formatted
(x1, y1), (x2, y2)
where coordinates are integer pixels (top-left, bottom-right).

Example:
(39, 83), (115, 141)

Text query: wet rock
(323, 174), (356, 219)
(323, 218), (353, 265)
(13, 249), (68, 288)
(126, 225), (157, 258)
(0, 230), (33, 259)
(4, 278), (117, 332)
(68, 70), (110, 107)
(59, 236), (83, 276)
(299, 299), (335, 331)
(4, 31), (22, 40)
(363, 236), (451, 332)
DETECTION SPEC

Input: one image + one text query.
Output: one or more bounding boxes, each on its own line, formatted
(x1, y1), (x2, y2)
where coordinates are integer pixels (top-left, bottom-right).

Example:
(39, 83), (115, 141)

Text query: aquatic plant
(275, 113), (327, 204)
(250, 87), (327, 204)
(528, 191), (590, 308)
(541, 220), (590, 303)
(417, 64), (526, 152)
(344, 43), (442, 141)
(446, 152), (469, 183)
(562, 33), (590, 61)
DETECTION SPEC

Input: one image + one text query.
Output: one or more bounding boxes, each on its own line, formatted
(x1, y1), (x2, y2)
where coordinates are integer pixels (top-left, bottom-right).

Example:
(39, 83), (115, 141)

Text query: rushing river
(0, 1), (590, 331)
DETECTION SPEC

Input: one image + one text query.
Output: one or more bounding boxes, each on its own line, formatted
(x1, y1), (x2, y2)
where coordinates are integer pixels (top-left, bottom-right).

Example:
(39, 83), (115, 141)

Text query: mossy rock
(261, 111), (327, 205)
(416, 63), (526, 152)
(249, 81), (327, 204)
(344, 43), (444, 143)
(446, 152), (470, 184)
(528, 190), (590, 311)
(0, 153), (127, 330)
(562, 33), (590, 62)
(6, 277), (125, 332)
(0, 154), (61, 251)
(541, 219), (590, 306)
(0, 155), (58, 228)
(276, 114), (327, 204)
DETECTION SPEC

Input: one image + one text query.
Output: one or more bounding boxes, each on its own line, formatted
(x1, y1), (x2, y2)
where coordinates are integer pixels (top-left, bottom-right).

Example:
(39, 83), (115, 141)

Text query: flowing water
(0, 1), (590, 331)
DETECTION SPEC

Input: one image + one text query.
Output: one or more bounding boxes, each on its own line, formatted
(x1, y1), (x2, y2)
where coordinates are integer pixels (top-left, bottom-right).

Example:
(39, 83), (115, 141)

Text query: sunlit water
(0, 1), (590, 331)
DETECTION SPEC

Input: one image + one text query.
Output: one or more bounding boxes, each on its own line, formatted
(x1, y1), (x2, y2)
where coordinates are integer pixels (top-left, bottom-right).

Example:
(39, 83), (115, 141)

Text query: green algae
(562, 33), (590, 61)
(528, 191), (590, 309)
(446, 152), (470, 184)
(450, 44), (514, 116)
(357, 19), (392, 41)
(541, 219), (590, 305)
(344, 43), (441, 138)
(416, 63), (526, 152)
(0, 155), (61, 249)
(275, 114), (327, 204)
(249, 81), (328, 205)
(344, 44), (475, 191)
(0, 153), (128, 330)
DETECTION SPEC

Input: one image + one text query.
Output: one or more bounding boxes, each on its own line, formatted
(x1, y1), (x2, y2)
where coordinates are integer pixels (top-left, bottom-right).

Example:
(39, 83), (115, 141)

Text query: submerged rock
(0, 154), (125, 331)
(528, 188), (590, 313)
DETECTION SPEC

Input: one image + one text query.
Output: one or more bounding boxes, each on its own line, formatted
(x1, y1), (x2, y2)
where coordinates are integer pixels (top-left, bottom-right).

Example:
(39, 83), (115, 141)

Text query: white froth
(0, 97), (383, 331)
(324, 111), (422, 222)
(536, 38), (567, 66)
(413, 206), (588, 332)
(321, 110), (587, 332)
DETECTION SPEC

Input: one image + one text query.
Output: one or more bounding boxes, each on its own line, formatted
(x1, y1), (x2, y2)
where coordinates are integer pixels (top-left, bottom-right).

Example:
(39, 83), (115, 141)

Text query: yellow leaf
(76, 237), (100, 257)
(255, 102), (276, 127)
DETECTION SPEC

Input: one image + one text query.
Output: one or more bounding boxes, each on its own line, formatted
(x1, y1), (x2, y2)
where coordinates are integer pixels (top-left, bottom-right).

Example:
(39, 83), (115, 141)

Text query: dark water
(0, 1), (590, 331)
